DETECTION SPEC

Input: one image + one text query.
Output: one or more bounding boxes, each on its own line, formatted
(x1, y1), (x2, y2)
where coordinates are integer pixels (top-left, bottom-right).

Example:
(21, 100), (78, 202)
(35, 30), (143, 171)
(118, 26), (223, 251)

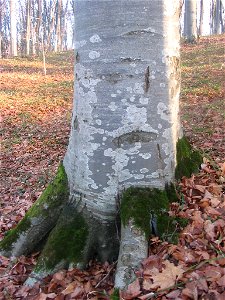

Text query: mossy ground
(120, 186), (187, 243)
(0, 163), (69, 254)
(175, 137), (202, 180)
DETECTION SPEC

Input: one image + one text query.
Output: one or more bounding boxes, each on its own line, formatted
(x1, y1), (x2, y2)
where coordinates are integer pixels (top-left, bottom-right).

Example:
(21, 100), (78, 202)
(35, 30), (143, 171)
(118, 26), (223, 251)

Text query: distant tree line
(0, 0), (224, 58)
(183, 0), (225, 43)
(0, 0), (74, 58)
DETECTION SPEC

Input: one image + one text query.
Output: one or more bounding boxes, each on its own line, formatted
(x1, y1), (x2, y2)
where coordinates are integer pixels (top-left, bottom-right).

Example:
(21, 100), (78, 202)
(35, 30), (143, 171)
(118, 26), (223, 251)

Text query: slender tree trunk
(220, 0), (225, 32)
(10, 0), (17, 56)
(0, 0), (202, 290)
(0, 32), (2, 58)
(30, 0), (36, 55)
(198, 0), (204, 36)
(36, 0), (42, 54)
(26, 0), (31, 56)
(46, 0), (57, 51)
(55, 0), (62, 52)
(61, 0), (69, 51)
(0, 2), (2, 58)
(41, 29), (46, 75)
(213, 0), (222, 34)
(184, 0), (197, 42)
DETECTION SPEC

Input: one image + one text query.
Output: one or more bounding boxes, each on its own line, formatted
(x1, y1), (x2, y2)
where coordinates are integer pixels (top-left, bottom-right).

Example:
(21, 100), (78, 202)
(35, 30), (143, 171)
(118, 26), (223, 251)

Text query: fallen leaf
(150, 261), (184, 290)
(204, 219), (216, 241)
(165, 289), (181, 299)
(33, 293), (47, 300)
(120, 278), (141, 299)
(138, 292), (155, 299)
(61, 281), (78, 295)
(221, 162), (225, 176)
(217, 275), (225, 287)
(182, 283), (198, 300)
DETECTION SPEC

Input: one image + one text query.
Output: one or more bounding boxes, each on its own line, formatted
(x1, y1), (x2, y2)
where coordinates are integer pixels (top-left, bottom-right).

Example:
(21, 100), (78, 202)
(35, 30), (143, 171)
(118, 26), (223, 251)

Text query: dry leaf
(216, 275), (225, 287)
(138, 292), (155, 299)
(165, 289), (181, 298)
(120, 278), (141, 299)
(221, 162), (225, 176)
(61, 281), (77, 295)
(52, 271), (65, 282)
(142, 278), (153, 291)
(150, 261), (184, 290)
(201, 163), (213, 173)
(210, 197), (221, 207)
(204, 219), (216, 241)
(70, 286), (84, 297)
(33, 293), (47, 300)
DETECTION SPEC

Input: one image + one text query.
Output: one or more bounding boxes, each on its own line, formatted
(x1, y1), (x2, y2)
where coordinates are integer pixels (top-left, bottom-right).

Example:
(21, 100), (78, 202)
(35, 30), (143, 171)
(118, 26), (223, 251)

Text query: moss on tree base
(120, 186), (187, 244)
(175, 137), (202, 180)
(34, 204), (89, 273)
(0, 163), (69, 256)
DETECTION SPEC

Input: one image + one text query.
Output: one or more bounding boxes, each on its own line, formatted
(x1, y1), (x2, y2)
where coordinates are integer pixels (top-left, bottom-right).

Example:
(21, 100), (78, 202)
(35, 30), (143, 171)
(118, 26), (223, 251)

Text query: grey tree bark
(184, 0), (197, 42)
(26, 0), (31, 56)
(10, 0), (17, 56)
(198, 0), (204, 36)
(213, 0), (223, 34)
(220, 1), (225, 33)
(54, 0), (62, 52)
(0, 0), (182, 290)
(35, 0), (42, 55)
(64, 0), (182, 288)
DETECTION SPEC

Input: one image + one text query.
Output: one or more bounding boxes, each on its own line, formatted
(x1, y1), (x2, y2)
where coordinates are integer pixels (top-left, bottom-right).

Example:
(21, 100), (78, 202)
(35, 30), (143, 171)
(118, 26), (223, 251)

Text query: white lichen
(89, 51), (100, 59)
(90, 34), (102, 43)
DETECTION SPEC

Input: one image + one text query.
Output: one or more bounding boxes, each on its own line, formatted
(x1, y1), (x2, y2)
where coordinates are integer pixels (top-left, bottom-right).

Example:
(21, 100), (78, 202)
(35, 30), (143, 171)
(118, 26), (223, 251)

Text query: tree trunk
(0, 3), (2, 59)
(213, 0), (222, 34)
(30, 0), (36, 56)
(35, 0), (42, 54)
(0, 0), (202, 290)
(54, 0), (62, 52)
(10, 0), (17, 56)
(26, 0), (31, 56)
(184, 0), (197, 42)
(46, 0), (57, 52)
(220, 1), (225, 33)
(198, 0), (204, 36)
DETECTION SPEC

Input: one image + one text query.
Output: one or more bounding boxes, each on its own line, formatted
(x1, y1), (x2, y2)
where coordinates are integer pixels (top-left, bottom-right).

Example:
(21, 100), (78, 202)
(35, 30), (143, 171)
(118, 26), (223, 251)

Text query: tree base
(0, 137), (201, 288)
(0, 163), (119, 284)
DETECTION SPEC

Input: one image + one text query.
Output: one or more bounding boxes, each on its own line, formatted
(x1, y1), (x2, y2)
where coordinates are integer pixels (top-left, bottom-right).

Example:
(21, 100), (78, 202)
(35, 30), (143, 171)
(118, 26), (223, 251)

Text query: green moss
(110, 288), (120, 300)
(165, 182), (178, 203)
(35, 206), (89, 272)
(121, 187), (167, 238)
(158, 215), (189, 244)
(175, 137), (202, 180)
(120, 186), (188, 243)
(0, 163), (69, 253)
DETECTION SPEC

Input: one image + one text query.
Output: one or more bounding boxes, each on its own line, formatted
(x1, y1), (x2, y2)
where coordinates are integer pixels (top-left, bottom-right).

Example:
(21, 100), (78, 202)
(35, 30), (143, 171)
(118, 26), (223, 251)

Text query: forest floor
(0, 34), (225, 299)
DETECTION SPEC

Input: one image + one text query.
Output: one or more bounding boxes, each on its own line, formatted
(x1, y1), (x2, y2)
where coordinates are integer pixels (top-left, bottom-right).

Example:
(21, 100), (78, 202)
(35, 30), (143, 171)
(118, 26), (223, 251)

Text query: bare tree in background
(184, 0), (197, 42)
(10, 0), (17, 56)
(0, 0), (74, 57)
(198, 0), (204, 36)
(26, 0), (31, 55)
(211, 0), (224, 34)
